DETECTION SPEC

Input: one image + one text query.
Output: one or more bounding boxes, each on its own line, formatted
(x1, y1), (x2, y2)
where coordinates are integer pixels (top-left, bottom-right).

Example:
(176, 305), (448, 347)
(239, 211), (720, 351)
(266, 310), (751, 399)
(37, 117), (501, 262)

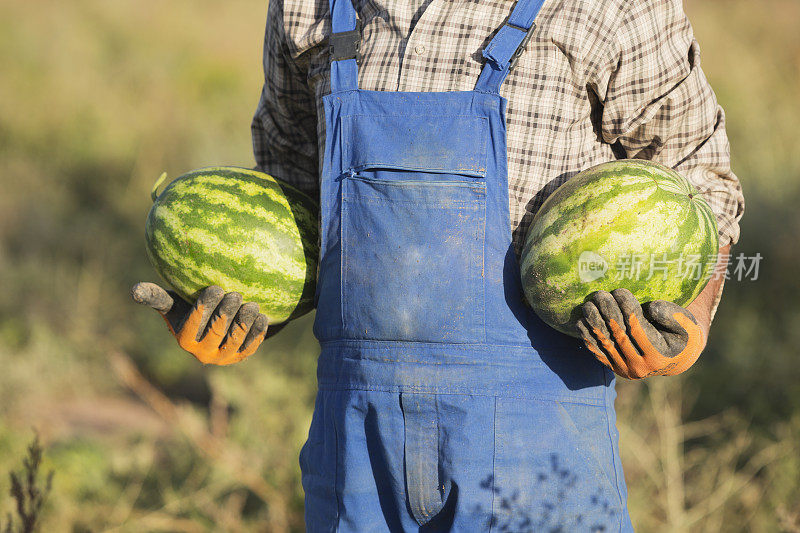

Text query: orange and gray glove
(131, 282), (273, 365)
(576, 288), (705, 379)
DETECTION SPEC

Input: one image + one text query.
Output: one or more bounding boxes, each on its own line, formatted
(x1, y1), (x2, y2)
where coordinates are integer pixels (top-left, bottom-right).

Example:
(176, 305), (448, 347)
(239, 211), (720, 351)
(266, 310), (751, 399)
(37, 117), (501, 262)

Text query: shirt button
(414, 44), (426, 55)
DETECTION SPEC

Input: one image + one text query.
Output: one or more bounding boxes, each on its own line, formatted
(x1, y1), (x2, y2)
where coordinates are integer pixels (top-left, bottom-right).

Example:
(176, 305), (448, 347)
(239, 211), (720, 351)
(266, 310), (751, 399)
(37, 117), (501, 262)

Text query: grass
(2, 435), (54, 533)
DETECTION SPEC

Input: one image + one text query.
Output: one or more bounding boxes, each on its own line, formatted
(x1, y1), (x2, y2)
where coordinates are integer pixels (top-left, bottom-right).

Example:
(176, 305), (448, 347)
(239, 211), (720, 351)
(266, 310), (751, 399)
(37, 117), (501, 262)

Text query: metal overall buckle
(508, 21), (537, 71)
(330, 18), (362, 65)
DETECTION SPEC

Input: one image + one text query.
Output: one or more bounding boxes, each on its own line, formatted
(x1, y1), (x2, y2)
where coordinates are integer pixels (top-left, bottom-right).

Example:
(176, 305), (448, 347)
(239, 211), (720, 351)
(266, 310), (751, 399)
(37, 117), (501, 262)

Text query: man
(132, 0), (744, 529)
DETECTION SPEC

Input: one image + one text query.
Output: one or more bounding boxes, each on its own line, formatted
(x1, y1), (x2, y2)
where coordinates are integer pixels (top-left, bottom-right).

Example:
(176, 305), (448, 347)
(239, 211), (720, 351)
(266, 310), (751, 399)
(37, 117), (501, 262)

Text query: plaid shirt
(252, 0), (744, 257)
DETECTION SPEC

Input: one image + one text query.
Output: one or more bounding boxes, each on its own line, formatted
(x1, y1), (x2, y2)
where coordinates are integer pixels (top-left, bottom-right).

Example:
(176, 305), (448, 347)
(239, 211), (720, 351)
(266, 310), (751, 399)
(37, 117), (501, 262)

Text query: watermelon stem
(151, 172), (168, 202)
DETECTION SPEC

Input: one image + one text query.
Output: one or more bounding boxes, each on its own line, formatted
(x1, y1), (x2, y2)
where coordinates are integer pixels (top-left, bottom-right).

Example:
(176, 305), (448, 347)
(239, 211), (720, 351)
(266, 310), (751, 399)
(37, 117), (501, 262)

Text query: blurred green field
(0, 0), (798, 531)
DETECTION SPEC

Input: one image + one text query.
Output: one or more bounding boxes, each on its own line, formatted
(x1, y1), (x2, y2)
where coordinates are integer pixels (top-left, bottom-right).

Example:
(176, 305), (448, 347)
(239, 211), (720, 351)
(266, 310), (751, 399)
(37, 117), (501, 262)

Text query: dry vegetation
(0, 0), (798, 530)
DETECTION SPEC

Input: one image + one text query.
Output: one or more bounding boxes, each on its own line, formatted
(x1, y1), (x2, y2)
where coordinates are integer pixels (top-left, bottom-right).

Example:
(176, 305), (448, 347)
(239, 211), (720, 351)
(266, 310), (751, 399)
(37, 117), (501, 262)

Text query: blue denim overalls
(301, 0), (634, 530)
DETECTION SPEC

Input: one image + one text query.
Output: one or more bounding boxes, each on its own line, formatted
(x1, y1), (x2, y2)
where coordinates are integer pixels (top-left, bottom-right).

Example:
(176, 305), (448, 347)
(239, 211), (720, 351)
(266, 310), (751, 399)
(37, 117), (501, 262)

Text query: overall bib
(302, 0), (634, 530)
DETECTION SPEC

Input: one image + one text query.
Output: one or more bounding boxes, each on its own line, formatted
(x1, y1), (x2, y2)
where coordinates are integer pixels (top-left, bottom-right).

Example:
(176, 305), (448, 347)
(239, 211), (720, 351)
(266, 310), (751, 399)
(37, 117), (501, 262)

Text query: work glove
(131, 282), (270, 365)
(576, 288), (705, 379)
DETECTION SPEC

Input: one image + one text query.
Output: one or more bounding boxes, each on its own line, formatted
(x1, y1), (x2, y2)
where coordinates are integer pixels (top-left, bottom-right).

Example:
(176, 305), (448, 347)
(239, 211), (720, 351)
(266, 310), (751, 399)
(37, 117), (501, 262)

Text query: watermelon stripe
(165, 196), (299, 237)
(149, 226), (311, 321)
(146, 167), (319, 324)
(536, 183), (658, 257)
(164, 187), (302, 238)
(533, 176), (654, 244)
(521, 159), (719, 337)
(149, 215), (308, 292)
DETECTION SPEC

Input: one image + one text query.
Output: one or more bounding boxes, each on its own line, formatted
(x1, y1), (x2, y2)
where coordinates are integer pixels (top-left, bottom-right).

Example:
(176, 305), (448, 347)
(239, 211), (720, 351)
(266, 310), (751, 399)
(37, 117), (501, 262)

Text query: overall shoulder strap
(329, 0), (360, 92)
(474, 0), (547, 94)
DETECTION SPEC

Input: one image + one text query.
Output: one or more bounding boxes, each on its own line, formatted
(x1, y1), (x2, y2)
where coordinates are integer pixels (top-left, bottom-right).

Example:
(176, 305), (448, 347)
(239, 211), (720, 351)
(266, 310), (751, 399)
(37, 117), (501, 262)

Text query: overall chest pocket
(338, 113), (490, 343)
(341, 170), (486, 343)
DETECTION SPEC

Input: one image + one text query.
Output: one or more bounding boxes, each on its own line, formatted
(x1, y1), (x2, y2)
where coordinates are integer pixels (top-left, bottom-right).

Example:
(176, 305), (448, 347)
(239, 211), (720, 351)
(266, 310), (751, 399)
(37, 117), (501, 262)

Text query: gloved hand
(131, 282), (270, 365)
(576, 288), (706, 379)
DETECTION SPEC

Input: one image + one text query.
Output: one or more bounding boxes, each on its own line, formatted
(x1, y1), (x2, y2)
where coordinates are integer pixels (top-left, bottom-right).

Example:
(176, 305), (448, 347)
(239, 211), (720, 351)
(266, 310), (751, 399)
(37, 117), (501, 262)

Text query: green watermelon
(145, 166), (319, 324)
(520, 159), (719, 337)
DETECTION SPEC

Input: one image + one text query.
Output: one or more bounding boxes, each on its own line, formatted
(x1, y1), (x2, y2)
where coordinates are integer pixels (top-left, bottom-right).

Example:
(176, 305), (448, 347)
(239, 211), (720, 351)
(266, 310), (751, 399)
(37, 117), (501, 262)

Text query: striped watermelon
(520, 159), (719, 337)
(145, 166), (319, 324)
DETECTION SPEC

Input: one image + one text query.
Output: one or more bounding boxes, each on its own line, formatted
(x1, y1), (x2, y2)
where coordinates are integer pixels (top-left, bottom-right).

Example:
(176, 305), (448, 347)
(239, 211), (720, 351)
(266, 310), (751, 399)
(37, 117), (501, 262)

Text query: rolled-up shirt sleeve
(589, 0), (744, 248)
(251, 0), (319, 199)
